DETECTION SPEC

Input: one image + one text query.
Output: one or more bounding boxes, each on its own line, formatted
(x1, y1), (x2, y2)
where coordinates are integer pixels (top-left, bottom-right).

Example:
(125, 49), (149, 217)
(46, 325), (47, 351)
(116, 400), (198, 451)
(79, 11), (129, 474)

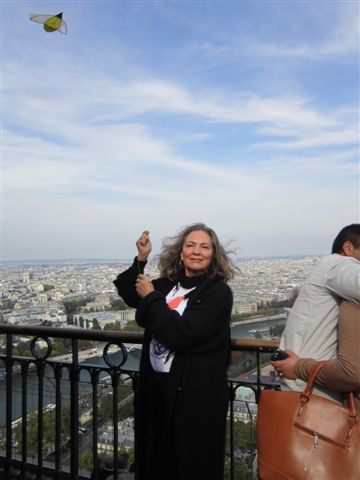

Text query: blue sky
(2, 0), (359, 260)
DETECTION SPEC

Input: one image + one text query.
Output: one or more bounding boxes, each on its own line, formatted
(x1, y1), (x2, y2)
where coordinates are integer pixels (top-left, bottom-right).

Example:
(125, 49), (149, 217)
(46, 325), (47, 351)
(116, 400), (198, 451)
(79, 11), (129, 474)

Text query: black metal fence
(0, 325), (279, 480)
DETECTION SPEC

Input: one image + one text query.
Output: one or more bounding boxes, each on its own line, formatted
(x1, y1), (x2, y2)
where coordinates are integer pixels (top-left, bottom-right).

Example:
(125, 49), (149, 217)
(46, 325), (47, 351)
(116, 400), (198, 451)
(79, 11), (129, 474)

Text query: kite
(29, 12), (67, 34)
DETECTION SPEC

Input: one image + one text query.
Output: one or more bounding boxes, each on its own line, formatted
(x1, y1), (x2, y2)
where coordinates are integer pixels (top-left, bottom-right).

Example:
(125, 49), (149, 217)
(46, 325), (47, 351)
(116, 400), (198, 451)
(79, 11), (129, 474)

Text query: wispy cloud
(188, 1), (359, 62)
(259, 149), (358, 177)
(2, 1), (359, 260)
(5, 58), (353, 150)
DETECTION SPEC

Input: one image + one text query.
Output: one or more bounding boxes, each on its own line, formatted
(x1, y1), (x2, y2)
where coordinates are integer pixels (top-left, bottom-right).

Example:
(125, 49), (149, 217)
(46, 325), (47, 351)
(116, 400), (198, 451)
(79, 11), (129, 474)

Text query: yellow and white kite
(29, 12), (67, 34)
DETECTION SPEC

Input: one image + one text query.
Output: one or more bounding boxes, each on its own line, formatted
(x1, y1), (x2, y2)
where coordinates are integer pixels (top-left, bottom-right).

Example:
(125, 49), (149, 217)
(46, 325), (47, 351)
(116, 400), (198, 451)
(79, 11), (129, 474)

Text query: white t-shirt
(149, 283), (195, 373)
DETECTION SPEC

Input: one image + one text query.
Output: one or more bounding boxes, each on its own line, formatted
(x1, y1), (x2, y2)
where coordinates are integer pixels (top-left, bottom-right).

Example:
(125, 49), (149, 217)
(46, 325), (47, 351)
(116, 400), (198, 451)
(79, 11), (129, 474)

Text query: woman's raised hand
(136, 230), (152, 261)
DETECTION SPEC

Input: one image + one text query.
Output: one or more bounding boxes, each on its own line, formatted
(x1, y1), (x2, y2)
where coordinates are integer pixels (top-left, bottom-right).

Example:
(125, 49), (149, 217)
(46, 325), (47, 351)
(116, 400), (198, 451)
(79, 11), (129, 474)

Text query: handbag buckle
(313, 432), (319, 449)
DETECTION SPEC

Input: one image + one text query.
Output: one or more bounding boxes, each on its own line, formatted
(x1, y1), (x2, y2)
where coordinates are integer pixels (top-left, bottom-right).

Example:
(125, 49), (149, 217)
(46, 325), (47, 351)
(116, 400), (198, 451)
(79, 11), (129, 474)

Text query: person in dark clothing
(96, 455), (114, 480)
(113, 223), (237, 480)
(109, 452), (134, 480)
(94, 453), (134, 480)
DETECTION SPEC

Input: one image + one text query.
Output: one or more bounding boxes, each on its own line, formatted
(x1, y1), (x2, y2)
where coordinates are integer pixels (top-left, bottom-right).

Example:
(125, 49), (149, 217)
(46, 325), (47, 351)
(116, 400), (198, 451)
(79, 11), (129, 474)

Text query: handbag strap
(302, 361), (327, 396)
(301, 360), (357, 418)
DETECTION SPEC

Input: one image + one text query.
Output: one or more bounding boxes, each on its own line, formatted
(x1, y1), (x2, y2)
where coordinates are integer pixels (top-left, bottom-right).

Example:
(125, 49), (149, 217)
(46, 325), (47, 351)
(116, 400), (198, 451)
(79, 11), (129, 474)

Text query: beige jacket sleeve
(294, 301), (360, 392)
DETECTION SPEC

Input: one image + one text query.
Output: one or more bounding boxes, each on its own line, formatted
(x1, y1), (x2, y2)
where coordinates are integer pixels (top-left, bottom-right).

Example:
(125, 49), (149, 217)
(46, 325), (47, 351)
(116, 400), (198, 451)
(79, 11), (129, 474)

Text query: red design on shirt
(167, 295), (185, 310)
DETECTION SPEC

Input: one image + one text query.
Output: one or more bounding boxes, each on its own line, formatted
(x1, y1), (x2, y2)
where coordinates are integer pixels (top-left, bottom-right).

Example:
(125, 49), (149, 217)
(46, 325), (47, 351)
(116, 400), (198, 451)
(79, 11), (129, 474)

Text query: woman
(272, 301), (360, 414)
(113, 223), (237, 480)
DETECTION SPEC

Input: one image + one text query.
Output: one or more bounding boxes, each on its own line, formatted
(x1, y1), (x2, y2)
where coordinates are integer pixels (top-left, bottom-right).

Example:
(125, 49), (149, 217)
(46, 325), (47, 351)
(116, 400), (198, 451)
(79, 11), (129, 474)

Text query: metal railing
(0, 324), (279, 480)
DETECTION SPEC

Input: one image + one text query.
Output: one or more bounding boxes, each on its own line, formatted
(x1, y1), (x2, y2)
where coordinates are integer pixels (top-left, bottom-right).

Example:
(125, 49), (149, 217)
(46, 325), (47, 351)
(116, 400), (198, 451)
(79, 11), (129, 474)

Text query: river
(231, 315), (286, 338)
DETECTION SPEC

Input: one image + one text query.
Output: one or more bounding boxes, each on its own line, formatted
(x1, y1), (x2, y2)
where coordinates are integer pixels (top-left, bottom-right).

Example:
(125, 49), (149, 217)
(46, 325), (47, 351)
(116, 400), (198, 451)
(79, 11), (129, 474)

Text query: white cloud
(247, 3), (359, 61)
(5, 57), (351, 152)
(259, 149), (359, 178)
(2, 1), (359, 260)
(256, 128), (359, 150)
(183, 2), (359, 64)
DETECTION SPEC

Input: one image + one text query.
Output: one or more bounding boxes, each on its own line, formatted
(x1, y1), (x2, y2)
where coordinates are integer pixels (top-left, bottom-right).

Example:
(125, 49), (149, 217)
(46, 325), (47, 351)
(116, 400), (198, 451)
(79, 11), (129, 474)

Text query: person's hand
(271, 350), (299, 380)
(136, 274), (155, 299)
(136, 230), (152, 261)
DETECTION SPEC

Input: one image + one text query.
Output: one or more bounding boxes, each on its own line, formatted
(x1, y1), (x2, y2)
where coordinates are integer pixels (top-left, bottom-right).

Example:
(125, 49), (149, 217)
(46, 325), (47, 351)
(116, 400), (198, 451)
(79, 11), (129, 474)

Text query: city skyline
(1, 253), (319, 265)
(2, 1), (359, 261)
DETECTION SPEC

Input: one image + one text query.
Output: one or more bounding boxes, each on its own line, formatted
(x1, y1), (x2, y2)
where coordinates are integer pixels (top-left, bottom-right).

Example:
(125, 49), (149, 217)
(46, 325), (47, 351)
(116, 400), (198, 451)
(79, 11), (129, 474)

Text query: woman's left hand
(136, 274), (155, 299)
(271, 350), (300, 380)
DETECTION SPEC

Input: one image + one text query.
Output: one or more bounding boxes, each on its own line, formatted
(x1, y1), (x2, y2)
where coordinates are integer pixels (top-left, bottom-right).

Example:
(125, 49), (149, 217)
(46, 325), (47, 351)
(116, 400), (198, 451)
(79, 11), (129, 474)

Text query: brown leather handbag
(256, 362), (360, 479)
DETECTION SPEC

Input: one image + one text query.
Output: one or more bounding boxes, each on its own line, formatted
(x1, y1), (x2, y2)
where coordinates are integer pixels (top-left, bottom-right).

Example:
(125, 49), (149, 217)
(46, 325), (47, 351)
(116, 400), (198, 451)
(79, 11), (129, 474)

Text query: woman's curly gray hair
(156, 223), (238, 282)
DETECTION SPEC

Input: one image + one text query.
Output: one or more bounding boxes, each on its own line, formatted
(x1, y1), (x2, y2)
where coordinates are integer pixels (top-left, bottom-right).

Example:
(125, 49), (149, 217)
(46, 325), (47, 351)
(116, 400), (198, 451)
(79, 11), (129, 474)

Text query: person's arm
(272, 302), (360, 391)
(325, 258), (360, 303)
(294, 301), (360, 392)
(113, 257), (147, 308)
(295, 302), (360, 392)
(113, 231), (153, 308)
(135, 281), (233, 353)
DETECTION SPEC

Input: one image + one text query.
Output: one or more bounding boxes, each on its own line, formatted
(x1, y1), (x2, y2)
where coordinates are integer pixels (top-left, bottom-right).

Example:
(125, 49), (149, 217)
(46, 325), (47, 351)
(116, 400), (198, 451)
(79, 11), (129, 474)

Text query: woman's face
(181, 230), (213, 277)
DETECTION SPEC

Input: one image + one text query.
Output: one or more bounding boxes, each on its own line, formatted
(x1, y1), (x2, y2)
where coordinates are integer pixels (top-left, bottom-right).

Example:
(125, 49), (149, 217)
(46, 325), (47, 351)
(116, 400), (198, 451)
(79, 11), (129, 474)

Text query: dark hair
(331, 224), (360, 254)
(157, 223), (238, 281)
(118, 453), (130, 470)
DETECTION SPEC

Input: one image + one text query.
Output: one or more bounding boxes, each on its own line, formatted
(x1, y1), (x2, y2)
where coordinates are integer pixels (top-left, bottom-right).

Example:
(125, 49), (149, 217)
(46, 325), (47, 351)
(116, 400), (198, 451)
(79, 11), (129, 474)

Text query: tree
(13, 411), (43, 458)
(98, 392), (114, 421)
(103, 321), (121, 331)
(61, 404), (71, 440)
(110, 298), (127, 310)
(270, 324), (285, 337)
(53, 337), (72, 355)
(41, 320), (53, 326)
(92, 318), (101, 330)
(13, 340), (32, 356)
(63, 297), (94, 324)
(79, 449), (93, 472)
(13, 405), (71, 459)
(43, 284), (54, 291)
(224, 420), (254, 480)
(224, 456), (252, 480)
(121, 320), (144, 333)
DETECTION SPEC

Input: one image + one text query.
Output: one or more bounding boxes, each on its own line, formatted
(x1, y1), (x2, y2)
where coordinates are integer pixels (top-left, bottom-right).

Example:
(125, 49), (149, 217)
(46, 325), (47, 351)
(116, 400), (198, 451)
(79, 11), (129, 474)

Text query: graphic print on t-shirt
(167, 295), (185, 310)
(149, 284), (195, 373)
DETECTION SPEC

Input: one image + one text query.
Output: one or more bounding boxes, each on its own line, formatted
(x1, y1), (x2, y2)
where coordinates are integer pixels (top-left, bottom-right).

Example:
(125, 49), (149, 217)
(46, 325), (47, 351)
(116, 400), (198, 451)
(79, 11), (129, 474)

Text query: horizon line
(1, 254), (323, 265)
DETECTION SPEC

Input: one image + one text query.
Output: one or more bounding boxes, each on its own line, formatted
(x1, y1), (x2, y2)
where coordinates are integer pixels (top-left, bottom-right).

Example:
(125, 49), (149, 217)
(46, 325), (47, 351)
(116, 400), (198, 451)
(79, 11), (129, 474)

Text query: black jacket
(113, 258), (233, 480)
